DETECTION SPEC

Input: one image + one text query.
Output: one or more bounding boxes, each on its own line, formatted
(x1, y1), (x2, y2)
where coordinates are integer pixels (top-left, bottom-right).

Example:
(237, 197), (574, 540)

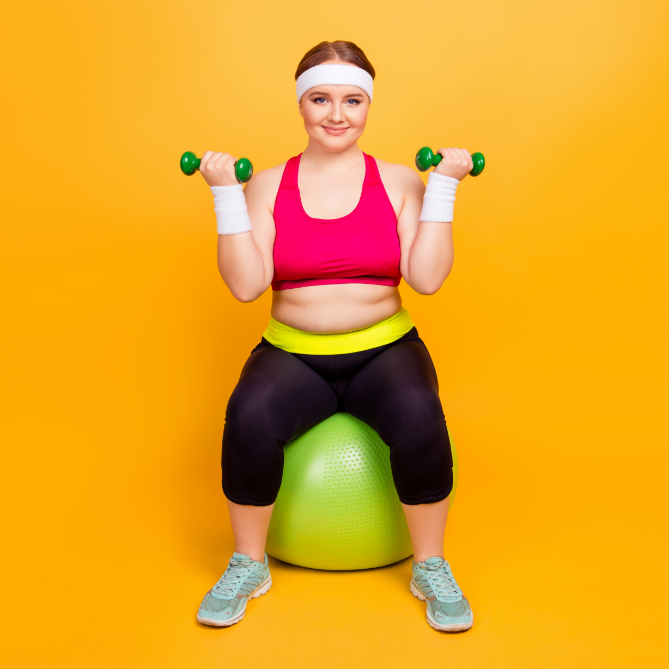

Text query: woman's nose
(328, 103), (345, 122)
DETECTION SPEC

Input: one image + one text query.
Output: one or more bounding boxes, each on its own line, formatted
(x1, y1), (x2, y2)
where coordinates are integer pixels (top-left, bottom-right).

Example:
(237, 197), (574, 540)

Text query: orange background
(2, 1), (668, 667)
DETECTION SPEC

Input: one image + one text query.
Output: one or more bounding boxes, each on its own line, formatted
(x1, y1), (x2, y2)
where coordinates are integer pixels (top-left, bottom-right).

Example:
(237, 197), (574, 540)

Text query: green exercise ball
(266, 412), (458, 570)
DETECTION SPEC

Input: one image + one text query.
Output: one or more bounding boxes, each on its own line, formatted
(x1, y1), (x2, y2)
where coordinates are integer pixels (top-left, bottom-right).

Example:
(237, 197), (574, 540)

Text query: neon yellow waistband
(262, 307), (415, 355)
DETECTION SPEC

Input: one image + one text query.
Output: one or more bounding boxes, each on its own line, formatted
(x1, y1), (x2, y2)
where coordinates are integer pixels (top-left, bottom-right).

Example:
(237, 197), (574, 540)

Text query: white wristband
(210, 184), (253, 235)
(419, 171), (460, 223)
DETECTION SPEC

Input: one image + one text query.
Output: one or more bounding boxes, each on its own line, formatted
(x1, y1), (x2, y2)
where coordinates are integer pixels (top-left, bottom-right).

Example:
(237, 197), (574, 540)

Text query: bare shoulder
(374, 157), (424, 193)
(242, 160), (288, 210)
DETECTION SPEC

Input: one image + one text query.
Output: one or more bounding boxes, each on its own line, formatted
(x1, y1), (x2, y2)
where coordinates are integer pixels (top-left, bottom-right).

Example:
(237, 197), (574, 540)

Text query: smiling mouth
(322, 126), (349, 135)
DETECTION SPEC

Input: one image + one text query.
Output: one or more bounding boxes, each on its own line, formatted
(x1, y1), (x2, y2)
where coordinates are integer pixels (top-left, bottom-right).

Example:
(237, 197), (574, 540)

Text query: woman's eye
(313, 97), (327, 103)
(346, 99), (360, 105)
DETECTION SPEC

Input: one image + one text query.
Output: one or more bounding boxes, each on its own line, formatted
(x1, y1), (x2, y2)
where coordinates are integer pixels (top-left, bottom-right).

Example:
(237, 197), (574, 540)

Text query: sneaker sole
(197, 574), (272, 627)
(410, 579), (474, 632)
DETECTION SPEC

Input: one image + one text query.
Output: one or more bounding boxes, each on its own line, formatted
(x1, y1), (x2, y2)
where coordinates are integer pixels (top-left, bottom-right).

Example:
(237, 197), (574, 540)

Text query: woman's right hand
(199, 151), (240, 187)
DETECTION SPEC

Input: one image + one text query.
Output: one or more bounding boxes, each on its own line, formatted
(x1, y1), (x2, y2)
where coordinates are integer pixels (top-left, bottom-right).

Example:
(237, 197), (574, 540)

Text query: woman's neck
(300, 140), (364, 174)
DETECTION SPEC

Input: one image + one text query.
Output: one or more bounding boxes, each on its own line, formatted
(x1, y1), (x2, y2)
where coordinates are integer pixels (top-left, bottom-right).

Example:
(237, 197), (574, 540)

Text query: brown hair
(295, 41), (375, 80)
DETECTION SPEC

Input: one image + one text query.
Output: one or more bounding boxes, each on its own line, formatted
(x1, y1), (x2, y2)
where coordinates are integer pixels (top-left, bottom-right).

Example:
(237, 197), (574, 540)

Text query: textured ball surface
(266, 412), (458, 570)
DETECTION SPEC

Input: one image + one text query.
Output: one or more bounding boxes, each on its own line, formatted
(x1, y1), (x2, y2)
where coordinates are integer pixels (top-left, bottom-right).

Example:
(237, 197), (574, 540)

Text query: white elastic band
(210, 185), (252, 235)
(296, 63), (373, 103)
(419, 172), (460, 223)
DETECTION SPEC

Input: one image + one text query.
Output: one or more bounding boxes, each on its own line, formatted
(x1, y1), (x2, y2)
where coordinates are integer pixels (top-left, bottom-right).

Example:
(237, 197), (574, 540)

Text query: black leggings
(221, 326), (453, 506)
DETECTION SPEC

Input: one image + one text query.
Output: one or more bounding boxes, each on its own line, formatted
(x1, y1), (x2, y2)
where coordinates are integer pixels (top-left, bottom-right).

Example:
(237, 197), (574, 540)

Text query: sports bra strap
(363, 152), (381, 186)
(278, 155), (297, 190)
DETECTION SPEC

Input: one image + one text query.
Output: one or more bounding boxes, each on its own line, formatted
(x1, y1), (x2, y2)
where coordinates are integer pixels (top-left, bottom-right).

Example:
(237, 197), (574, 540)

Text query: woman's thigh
(222, 343), (339, 505)
(342, 337), (453, 504)
(233, 342), (339, 433)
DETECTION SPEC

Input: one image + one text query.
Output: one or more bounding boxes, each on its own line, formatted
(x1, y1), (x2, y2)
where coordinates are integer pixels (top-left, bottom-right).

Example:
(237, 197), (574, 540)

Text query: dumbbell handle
(179, 151), (254, 183)
(415, 147), (485, 177)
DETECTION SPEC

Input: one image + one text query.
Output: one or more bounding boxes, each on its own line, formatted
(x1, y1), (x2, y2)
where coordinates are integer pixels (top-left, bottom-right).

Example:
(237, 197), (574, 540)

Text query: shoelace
(212, 558), (254, 599)
(424, 563), (462, 602)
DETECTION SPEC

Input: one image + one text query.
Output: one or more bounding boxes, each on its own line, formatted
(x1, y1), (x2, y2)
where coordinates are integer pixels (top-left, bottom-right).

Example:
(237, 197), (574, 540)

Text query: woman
(195, 40), (475, 632)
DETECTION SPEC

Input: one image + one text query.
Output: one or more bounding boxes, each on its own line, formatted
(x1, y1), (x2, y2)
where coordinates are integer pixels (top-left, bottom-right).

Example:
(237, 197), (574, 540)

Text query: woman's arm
(397, 168), (454, 295)
(396, 148), (473, 295)
(216, 168), (280, 303)
(198, 151), (280, 303)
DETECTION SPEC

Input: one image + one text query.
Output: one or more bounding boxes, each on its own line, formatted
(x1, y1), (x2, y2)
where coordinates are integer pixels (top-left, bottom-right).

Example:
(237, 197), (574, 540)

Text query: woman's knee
(225, 379), (288, 444)
(377, 383), (446, 445)
(375, 383), (453, 503)
(221, 350), (337, 504)
(220, 378), (289, 503)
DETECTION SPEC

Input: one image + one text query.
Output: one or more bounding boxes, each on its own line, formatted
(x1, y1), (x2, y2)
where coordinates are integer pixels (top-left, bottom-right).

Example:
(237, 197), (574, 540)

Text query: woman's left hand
(433, 147), (473, 181)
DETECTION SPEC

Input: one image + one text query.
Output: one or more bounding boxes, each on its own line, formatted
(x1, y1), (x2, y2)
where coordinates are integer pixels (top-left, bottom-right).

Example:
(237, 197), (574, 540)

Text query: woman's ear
(298, 101), (303, 118)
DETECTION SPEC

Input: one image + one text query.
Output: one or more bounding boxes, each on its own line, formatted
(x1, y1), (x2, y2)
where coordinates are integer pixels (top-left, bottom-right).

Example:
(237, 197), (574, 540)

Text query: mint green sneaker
(197, 552), (272, 627)
(411, 557), (473, 632)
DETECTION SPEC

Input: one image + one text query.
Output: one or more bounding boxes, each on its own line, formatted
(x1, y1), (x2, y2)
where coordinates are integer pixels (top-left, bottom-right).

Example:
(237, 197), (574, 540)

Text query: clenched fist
(198, 151), (240, 187)
(433, 148), (473, 181)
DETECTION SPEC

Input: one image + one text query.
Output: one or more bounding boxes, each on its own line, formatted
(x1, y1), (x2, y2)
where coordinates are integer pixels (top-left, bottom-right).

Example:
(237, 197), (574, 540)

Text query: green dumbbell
(415, 147), (485, 177)
(179, 151), (254, 183)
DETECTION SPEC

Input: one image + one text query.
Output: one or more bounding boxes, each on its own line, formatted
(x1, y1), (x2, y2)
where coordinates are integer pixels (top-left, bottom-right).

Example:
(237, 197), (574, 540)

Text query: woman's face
(298, 61), (370, 153)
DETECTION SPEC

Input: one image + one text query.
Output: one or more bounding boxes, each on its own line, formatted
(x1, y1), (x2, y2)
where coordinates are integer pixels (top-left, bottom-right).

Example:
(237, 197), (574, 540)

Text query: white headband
(296, 63), (373, 103)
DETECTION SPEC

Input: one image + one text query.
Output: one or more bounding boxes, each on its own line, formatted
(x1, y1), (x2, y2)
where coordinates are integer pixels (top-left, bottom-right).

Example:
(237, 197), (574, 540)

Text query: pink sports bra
(271, 152), (402, 291)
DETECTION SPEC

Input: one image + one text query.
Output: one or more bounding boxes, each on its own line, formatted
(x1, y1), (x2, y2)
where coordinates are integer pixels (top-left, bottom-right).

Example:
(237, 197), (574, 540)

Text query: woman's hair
(295, 41), (375, 80)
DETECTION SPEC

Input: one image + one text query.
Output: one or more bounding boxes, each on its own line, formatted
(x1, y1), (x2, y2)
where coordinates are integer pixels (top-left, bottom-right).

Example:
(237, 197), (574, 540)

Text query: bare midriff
(271, 283), (402, 334)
